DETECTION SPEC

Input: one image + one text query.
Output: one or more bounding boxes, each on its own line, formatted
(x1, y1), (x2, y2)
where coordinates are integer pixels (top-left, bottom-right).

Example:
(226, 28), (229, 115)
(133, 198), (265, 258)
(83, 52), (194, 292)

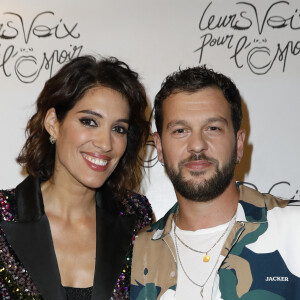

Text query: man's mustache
(179, 154), (218, 167)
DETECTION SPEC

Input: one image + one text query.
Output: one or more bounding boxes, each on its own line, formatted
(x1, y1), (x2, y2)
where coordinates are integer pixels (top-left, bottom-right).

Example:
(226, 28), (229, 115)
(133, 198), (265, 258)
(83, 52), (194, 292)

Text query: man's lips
(81, 152), (111, 171)
(184, 160), (213, 170)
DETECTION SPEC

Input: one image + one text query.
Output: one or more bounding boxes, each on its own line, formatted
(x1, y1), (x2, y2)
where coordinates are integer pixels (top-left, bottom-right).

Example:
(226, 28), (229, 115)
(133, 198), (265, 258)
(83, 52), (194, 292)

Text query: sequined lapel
(92, 188), (136, 299)
(0, 176), (66, 299)
(1, 176), (136, 299)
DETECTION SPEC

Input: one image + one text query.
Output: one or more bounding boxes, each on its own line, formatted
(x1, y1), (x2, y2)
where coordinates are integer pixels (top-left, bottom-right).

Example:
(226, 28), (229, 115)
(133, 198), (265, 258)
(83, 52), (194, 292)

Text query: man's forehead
(163, 88), (230, 114)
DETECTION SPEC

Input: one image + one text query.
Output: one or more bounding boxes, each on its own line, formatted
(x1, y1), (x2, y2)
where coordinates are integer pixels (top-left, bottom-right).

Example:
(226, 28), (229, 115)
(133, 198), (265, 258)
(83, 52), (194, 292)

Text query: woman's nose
(92, 129), (112, 152)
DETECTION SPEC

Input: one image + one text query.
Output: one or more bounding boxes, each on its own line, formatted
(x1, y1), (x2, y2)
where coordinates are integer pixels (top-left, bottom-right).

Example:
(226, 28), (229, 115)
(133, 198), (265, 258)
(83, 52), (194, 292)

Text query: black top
(64, 286), (93, 300)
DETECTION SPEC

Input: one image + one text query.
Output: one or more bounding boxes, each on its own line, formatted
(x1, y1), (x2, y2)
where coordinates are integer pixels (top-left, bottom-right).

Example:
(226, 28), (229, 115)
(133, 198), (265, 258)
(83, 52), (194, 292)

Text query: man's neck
(175, 179), (239, 231)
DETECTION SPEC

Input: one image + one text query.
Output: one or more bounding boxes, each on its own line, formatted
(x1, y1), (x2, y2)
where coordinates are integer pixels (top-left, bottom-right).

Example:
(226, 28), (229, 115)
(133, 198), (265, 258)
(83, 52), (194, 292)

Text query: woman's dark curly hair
(17, 55), (149, 195)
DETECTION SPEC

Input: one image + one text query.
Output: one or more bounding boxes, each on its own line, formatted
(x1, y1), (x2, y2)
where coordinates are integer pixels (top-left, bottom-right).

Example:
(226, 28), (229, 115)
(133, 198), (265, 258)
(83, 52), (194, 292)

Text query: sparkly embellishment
(203, 254), (210, 262)
(111, 190), (152, 299)
(0, 188), (41, 298)
(0, 186), (152, 299)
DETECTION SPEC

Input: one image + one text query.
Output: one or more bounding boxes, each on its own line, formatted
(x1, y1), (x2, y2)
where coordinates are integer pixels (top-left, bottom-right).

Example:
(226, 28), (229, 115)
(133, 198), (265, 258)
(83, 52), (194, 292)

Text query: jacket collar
(1, 176), (65, 299)
(14, 175), (121, 222)
(236, 183), (267, 223)
(15, 175), (45, 221)
(151, 203), (177, 241)
(151, 184), (268, 241)
(92, 184), (136, 299)
(1, 175), (136, 300)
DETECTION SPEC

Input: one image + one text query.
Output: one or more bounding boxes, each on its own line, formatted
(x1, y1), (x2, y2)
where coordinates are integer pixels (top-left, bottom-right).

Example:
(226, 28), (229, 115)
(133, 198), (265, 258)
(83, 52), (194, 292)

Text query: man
(131, 66), (300, 299)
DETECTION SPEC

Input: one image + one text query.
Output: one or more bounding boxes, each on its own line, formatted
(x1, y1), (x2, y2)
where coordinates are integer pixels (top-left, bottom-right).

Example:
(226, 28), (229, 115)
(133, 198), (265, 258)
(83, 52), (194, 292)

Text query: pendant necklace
(173, 208), (236, 299)
(174, 209), (234, 263)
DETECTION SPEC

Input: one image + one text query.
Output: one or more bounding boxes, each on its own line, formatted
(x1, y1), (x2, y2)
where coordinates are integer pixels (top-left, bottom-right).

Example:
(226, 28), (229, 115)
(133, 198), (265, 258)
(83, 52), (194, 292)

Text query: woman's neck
(41, 175), (96, 221)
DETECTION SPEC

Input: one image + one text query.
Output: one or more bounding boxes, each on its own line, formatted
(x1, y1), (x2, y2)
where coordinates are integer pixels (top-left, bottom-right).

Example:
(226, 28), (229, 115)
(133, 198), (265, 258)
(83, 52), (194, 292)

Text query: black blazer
(0, 176), (152, 299)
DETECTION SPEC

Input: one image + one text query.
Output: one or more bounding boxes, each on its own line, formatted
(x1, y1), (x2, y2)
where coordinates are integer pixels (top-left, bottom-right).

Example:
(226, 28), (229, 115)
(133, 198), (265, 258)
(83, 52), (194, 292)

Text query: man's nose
(187, 131), (208, 154)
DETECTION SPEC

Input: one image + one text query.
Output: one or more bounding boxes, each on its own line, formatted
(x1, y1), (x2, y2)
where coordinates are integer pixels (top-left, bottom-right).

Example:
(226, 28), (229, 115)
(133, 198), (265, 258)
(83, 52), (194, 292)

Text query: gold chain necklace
(173, 209), (236, 299)
(174, 209), (235, 262)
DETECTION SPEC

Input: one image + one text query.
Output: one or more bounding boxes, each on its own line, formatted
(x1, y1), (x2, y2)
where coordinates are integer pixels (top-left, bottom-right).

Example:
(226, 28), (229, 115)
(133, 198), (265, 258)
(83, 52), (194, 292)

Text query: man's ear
(153, 132), (164, 165)
(236, 129), (246, 163)
(44, 108), (59, 139)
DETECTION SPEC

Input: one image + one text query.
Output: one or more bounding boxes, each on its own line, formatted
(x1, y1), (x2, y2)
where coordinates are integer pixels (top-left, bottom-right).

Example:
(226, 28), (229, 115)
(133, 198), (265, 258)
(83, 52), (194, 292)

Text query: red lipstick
(81, 152), (111, 172)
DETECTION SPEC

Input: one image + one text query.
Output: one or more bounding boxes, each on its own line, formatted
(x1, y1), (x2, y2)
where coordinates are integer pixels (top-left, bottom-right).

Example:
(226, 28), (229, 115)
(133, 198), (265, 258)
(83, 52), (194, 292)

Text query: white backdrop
(0, 0), (299, 219)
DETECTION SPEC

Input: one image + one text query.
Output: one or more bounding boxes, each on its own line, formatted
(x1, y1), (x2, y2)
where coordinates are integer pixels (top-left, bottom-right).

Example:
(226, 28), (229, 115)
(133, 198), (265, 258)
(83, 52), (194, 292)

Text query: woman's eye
(80, 118), (97, 127)
(113, 126), (128, 134)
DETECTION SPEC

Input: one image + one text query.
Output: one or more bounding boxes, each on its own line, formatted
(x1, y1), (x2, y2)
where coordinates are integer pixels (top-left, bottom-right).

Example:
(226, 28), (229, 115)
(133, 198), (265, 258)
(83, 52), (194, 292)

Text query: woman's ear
(44, 108), (59, 139)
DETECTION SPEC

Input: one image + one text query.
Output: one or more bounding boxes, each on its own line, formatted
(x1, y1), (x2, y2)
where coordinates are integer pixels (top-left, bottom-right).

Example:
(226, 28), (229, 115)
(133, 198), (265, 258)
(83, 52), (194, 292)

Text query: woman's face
(46, 86), (130, 190)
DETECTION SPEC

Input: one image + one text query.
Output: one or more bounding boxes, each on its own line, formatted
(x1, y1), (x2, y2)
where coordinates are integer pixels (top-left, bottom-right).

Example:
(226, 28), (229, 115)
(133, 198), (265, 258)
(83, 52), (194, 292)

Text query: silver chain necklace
(173, 209), (236, 299)
(174, 209), (235, 263)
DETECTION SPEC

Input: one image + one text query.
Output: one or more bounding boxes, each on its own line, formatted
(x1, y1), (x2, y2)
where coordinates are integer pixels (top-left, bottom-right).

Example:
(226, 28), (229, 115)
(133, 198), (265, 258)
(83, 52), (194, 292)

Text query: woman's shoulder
(0, 188), (17, 221)
(119, 191), (153, 230)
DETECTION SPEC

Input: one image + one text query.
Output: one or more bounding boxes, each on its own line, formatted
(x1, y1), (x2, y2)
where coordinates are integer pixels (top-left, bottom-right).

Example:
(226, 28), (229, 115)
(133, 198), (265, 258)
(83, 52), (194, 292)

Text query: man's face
(154, 87), (245, 202)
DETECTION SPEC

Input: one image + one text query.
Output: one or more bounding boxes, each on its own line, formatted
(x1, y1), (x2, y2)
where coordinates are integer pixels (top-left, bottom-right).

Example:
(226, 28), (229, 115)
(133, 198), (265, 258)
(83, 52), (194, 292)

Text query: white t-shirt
(167, 218), (235, 300)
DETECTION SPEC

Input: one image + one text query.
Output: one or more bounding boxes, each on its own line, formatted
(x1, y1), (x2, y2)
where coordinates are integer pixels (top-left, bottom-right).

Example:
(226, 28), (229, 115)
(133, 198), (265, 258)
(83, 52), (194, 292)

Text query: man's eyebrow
(77, 110), (129, 124)
(206, 117), (229, 125)
(166, 120), (189, 130)
(166, 117), (229, 130)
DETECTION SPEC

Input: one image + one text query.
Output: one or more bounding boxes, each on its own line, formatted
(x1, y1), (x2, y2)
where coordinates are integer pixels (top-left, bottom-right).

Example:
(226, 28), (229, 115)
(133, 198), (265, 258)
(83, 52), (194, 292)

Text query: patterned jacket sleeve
(121, 191), (153, 232)
(111, 191), (153, 299)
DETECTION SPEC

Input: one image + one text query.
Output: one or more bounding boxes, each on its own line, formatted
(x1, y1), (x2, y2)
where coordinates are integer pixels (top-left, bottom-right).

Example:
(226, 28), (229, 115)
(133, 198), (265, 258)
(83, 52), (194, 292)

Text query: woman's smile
(50, 86), (130, 189)
(81, 152), (111, 171)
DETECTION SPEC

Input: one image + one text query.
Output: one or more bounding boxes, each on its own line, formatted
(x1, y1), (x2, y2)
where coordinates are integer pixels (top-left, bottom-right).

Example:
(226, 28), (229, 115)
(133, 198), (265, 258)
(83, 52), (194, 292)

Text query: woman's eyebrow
(78, 110), (129, 124)
(77, 109), (103, 118)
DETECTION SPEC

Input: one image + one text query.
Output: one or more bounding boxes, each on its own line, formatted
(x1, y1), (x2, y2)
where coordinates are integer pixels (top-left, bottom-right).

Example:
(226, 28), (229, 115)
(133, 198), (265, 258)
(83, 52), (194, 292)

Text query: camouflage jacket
(131, 184), (300, 300)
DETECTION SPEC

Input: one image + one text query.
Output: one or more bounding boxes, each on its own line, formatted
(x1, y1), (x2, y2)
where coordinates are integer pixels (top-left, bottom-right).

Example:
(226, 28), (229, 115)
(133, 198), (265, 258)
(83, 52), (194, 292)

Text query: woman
(0, 55), (152, 299)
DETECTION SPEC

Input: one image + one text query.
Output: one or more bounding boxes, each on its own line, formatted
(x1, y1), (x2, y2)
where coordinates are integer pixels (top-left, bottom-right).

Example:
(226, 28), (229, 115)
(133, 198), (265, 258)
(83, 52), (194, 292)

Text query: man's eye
(209, 126), (220, 131)
(80, 118), (97, 127)
(113, 126), (128, 134)
(173, 128), (186, 134)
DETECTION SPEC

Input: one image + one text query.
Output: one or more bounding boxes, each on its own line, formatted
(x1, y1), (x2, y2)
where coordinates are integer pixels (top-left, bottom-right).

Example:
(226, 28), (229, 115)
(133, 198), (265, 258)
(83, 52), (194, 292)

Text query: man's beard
(163, 148), (236, 202)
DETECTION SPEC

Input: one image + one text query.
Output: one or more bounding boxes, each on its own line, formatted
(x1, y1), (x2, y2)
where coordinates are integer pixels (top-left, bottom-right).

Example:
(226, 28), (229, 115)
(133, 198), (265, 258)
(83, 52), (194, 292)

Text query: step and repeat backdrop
(0, 0), (299, 218)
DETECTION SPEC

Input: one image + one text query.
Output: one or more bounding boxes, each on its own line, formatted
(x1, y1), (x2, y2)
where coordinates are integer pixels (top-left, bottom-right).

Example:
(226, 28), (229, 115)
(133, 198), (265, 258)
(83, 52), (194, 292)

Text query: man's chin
(185, 167), (216, 179)
(180, 174), (214, 190)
